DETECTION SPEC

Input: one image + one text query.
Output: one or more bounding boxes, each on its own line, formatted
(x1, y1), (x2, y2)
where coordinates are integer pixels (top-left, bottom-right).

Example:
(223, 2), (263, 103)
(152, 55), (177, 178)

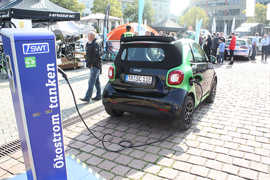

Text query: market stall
(0, 0), (83, 70)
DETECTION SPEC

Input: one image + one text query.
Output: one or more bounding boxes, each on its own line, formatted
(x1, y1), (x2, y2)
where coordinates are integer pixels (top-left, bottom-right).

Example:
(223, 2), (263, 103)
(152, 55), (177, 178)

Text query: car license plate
(125, 75), (152, 85)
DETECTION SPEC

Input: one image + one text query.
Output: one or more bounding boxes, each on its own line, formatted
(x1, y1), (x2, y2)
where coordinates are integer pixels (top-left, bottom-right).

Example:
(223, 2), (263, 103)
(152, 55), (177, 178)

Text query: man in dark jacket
(211, 33), (219, 57)
(80, 31), (102, 103)
(205, 35), (212, 60)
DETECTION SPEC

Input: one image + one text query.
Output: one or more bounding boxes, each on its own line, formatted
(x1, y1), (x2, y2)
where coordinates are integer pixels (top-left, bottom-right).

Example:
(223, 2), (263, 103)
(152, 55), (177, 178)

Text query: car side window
(190, 43), (207, 63)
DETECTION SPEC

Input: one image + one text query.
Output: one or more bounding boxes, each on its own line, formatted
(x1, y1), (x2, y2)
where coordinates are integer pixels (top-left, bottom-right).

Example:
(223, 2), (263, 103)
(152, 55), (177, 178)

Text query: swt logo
(23, 43), (49, 55)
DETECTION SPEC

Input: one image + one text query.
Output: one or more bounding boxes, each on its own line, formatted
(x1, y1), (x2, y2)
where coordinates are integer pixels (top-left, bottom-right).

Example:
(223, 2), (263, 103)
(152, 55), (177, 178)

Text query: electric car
(102, 36), (217, 130)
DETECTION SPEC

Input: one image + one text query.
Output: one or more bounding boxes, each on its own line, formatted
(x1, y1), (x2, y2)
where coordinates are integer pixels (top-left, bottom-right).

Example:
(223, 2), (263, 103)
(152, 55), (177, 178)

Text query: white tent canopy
(81, 13), (121, 22)
(50, 21), (92, 36)
(235, 23), (260, 32)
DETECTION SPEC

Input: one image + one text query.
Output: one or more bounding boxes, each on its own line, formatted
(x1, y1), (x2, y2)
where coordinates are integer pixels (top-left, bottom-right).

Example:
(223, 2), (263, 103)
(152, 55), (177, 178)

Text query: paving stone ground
(1, 59), (270, 180)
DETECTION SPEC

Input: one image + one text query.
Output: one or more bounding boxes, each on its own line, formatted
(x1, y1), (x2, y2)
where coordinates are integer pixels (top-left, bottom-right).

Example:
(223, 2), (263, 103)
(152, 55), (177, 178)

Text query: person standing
(211, 33), (219, 58)
(251, 33), (259, 60)
(205, 35), (212, 60)
(229, 32), (236, 65)
(218, 38), (225, 64)
(80, 31), (102, 103)
(261, 34), (268, 63)
(121, 25), (135, 40)
(267, 32), (270, 60)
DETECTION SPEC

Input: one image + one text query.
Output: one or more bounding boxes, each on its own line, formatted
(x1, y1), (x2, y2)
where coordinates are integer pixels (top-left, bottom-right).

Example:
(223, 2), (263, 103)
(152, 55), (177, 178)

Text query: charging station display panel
(1, 29), (67, 180)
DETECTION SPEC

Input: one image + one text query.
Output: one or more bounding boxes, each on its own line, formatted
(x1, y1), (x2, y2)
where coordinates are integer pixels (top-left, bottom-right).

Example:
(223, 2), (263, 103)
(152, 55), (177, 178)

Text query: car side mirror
(209, 55), (217, 64)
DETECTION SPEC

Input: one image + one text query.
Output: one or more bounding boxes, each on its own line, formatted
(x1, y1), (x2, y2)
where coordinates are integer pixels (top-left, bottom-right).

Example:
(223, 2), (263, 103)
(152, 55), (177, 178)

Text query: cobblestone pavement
(1, 59), (270, 180)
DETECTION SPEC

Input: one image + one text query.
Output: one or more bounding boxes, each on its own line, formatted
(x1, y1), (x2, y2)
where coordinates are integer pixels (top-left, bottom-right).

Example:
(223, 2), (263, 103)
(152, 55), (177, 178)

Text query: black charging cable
(58, 67), (203, 152)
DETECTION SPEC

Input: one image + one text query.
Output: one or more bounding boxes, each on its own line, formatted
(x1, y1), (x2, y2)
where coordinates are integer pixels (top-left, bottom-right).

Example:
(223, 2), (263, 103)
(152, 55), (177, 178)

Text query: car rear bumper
(226, 49), (249, 57)
(102, 83), (189, 118)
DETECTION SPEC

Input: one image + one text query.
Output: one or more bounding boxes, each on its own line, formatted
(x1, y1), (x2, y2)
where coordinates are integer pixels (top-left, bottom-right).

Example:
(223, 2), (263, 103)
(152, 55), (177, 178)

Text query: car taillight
(240, 46), (248, 49)
(168, 70), (184, 85)
(108, 66), (114, 79)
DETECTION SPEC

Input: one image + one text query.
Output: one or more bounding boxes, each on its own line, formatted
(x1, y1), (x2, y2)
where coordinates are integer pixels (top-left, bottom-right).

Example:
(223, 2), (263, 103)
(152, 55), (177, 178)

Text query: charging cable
(58, 67), (203, 152)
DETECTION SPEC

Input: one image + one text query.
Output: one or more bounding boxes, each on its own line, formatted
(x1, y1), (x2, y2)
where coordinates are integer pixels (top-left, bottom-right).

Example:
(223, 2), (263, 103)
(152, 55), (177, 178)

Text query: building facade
(194, 0), (247, 33)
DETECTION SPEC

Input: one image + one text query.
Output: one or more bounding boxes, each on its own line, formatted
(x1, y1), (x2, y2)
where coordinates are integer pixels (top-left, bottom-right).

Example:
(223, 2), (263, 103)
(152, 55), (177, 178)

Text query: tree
(245, 3), (268, 24)
(51, 0), (85, 13)
(179, 7), (209, 29)
(91, 0), (122, 18)
(123, 0), (155, 24)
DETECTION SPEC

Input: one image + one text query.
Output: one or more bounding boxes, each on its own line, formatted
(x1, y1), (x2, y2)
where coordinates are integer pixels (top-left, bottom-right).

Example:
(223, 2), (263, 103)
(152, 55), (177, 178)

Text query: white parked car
(225, 38), (253, 60)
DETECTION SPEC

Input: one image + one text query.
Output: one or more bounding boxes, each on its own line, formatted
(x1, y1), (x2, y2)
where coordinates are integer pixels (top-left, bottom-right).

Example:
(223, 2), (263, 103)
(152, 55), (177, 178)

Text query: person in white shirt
(251, 33), (259, 60)
(261, 34), (268, 63)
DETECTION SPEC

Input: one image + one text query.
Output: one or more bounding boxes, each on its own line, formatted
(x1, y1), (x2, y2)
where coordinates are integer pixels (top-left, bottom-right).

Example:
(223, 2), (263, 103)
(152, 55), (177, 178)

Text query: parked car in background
(225, 38), (252, 60)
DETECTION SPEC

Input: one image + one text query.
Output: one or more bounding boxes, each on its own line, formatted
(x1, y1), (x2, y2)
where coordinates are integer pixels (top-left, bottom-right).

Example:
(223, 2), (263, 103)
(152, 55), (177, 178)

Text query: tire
(173, 96), (194, 130)
(105, 106), (123, 117)
(206, 79), (217, 103)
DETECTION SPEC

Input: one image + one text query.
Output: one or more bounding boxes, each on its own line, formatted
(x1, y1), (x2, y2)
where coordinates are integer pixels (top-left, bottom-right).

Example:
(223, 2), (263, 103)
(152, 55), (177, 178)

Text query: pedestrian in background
(199, 33), (203, 46)
(218, 38), (225, 64)
(205, 35), (212, 60)
(211, 33), (219, 58)
(121, 25), (134, 40)
(251, 33), (259, 60)
(80, 31), (102, 103)
(229, 32), (236, 65)
(267, 32), (270, 60)
(261, 34), (268, 63)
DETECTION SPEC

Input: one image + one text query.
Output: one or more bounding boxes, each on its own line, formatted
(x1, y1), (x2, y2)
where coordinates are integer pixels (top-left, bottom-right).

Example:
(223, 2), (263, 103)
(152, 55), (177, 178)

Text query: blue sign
(1, 29), (67, 180)
(23, 43), (49, 55)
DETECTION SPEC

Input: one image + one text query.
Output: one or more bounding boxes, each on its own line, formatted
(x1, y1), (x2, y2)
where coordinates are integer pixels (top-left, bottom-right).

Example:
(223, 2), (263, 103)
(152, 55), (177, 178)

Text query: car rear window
(116, 43), (182, 69)
(121, 48), (165, 62)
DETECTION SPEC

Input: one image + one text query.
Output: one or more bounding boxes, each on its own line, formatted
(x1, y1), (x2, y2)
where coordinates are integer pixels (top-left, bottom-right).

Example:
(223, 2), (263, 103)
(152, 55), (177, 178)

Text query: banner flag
(224, 23), (227, 36)
(231, 17), (235, 33)
(211, 17), (216, 33)
(138, 0), (145, 35)
(195, 19), (203, 43)
(103, 4), (110, 51)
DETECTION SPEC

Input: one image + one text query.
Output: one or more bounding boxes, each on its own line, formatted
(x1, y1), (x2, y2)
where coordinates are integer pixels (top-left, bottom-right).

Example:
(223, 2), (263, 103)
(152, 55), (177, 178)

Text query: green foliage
(51, 0), (85, 13)
(245, 3), (268, 24)
(179, 6), (209, 29)
(91, 0), (122, 18)
(123, 0), (155, 24)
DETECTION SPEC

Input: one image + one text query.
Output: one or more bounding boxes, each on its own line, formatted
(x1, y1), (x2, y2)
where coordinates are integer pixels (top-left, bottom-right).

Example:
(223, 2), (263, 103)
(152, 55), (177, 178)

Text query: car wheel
(173, 95), (194, 130)
(206, 79), (217, 103)
(105, 106), (123, 117)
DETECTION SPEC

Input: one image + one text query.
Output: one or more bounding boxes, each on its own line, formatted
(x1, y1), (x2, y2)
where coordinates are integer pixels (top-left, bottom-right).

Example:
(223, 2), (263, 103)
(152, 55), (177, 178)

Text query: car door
(189, 42), (213, 98)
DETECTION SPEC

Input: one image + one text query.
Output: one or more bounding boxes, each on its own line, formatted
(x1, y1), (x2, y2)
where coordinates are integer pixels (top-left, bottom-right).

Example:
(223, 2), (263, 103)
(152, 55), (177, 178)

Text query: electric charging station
(1, 29), (67, 180)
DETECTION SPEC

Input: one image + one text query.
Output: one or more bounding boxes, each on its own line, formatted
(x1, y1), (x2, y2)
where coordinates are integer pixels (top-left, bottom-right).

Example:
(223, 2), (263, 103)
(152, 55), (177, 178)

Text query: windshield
(121, 48), (165, 62)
